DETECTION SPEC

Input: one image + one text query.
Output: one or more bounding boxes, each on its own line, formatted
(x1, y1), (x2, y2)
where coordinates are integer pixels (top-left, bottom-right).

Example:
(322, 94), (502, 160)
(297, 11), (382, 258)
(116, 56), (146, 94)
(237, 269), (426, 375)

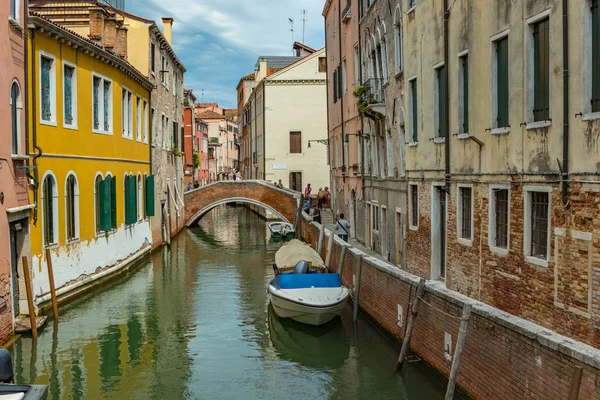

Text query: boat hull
(268, 286), (349, 326)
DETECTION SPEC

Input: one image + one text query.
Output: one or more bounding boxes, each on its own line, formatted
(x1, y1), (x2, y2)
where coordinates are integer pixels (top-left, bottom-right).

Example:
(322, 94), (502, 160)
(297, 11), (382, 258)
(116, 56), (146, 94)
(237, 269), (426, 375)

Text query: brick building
(183, 89), (197, 187)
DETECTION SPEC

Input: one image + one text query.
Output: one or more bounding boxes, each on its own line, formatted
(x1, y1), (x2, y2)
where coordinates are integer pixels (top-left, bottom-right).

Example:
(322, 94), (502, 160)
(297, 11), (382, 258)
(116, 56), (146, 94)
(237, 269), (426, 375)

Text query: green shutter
(124, 175), (130, 224)
(462, 55), (469, 133)
(333, 70), (338, 102)
(111, 176), (117, 229)
(533, 19), (549, 122)
(132, 176), (138, 222)
(99, 178), (112, 231)
(145, 175), (155, 217)
(592, 1), (600, 112)
(411, 80), (418, 142)
(173, 122), (178, 149)
(496, 37), (509, 128)
(125, 175), (136, 225)
(437, 66), (445, 138)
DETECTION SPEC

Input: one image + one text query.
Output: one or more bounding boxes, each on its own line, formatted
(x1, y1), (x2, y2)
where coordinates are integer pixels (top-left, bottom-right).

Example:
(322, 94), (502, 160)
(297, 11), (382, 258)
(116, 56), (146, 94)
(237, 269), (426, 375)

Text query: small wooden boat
(268, 240), (350, 326)
(267, 221), (295, 240)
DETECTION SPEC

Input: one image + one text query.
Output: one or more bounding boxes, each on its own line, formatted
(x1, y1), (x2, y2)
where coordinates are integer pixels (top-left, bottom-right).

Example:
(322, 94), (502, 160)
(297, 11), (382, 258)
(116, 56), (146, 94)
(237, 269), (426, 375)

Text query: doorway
(431, 185), (447, 281)
(289, 172), (302, 193)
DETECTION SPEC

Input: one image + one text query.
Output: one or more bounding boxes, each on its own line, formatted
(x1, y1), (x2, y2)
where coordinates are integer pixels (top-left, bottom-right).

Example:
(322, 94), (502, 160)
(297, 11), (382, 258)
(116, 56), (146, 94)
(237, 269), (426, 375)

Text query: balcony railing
(363, 78), (383, 104)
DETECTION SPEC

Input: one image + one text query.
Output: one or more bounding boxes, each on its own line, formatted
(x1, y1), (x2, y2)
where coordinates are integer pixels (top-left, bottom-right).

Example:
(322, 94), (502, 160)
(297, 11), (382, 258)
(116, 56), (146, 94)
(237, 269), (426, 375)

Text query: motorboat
(268, 240), (350, 326)
(267, 221), (295, 240)
(0, 349), (47, 400)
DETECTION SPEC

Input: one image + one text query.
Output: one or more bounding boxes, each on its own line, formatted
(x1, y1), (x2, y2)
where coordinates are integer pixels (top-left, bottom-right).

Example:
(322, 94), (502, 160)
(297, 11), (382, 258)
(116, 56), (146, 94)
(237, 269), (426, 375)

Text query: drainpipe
(338, 0), (346, 183)
(149, 89), (153, 174)
(443, 0), (450, 195)
(24, 9), (36, 202)
(30, 28), (43, 224)
(561, 0), (570, 207)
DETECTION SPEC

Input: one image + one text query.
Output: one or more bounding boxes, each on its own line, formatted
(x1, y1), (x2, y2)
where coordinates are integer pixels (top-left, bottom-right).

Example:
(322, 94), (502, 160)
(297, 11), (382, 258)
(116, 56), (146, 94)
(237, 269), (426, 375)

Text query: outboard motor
(293, 260), (310, 274)
(0, 349), (14, 383)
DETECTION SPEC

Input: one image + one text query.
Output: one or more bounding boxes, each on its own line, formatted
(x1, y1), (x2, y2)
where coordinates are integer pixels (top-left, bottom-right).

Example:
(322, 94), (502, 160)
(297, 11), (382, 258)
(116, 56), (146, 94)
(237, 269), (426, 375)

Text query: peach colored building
(0, 0), (30, 343)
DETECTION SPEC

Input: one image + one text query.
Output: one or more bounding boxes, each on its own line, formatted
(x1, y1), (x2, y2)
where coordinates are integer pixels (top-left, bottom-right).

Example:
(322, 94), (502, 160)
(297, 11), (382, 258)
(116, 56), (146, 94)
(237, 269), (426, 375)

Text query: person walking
(304, 183), (312, 198)
(277, 179), (284, 189)
(186, 183), (193, 192)
(302, 198), (311, 214)
(317, 187), (324, 210)
(336, 213), (350, 242)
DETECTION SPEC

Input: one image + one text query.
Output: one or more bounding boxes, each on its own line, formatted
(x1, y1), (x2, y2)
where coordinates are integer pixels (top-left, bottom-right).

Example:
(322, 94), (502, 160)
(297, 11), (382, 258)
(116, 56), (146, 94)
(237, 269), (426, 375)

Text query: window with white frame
(527, 13), (550, 123)
(10, 81), (22, 155)
(63, 62), (77, 129)
(65, 173), (79, 242)
(489, 186), (509, 251)
(381, 40), (388, 81)
(408, 77), (418, 143)
(372, 204), (380, 232)
(42, 173), (59, 246)
(524, 187), (551, 265)
(354, 44), (360, 85)
(409, 184), (418, 228)
(457, 185), (473, 242)
(122, 88), (133, 138)
(92, 74), (112, 133)
(40, 52), (56, 125)
(143, 100), (149, 143)
(394, 18), (402, 73)
(136, 96), (141, 141)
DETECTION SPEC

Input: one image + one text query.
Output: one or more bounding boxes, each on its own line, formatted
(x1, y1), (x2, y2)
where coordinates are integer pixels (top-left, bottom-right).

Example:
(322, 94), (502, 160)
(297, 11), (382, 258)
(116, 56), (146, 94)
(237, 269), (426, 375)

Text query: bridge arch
(184, 180), (300, 227)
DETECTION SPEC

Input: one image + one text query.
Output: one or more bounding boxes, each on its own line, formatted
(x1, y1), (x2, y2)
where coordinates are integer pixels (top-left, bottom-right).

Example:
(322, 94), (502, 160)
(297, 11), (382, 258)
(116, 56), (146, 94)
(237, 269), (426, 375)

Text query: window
(394, 19), (402, 73)
(10, 0), (19, 21)
(435, 64), (446, 138)
(92, 74), (112, 133)
(10, 81), (21, 155)
(124, 174), (137, 225)
(143, 100), (149, 143)
(408, 0), (416, 10)
(122, 88), (133, 138)
(40, 53), (56, 125)
(136, 96), (141, 141)
(381, 40), (388, 81)
(42, 174), (58, 246)
(173, 70), (177, 94)
(524, 187), (551, 266)
(343, 58), (347, 93)
(144, 175), (155, 217)
(97, 174), (117, 233)
(457, 186), (473, 241)
(409, 78), (418, 143)
(137, 174), (143, 221)
(532, 18), (550, 122)
(63, 63), (77, 128)
(409, 184), (418, 228)
(489, 187), (509, 251)
(493, 36), (509, 129)
(65, 174), (79, 242)
(161, 55), (166, 84)
(318, 57), (327, 72)
(354, 44), (360, 85)
(592, 1), (600, 112)
(458, 53), (468, 134)
(151, 42), (156, 73)
(372, 205), (380, 231)
(333, 69), (338, 103)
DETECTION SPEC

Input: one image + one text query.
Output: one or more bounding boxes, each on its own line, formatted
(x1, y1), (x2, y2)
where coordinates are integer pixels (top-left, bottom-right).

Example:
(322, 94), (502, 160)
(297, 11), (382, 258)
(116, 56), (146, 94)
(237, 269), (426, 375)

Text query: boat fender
(0, 349), (14, 383)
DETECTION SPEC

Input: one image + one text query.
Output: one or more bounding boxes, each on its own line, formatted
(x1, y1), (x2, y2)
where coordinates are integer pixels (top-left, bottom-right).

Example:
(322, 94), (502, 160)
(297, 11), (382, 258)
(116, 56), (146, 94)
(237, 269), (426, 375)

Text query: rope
(417, 295), (467, 321)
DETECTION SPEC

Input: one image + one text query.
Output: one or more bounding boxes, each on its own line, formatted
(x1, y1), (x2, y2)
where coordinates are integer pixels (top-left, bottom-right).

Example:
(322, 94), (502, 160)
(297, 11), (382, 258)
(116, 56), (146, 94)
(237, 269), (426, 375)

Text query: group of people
(232, 168), (243, 181)
(301, 183), (349, 242)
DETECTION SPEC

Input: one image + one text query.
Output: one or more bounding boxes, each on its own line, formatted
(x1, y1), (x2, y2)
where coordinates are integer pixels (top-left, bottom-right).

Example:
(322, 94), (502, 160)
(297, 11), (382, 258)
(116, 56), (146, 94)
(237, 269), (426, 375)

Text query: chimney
(115, 26), (128, 59)
(89, 8), (105, 43)
(162, 17), (174, 46)
(104, 18), (118, 49)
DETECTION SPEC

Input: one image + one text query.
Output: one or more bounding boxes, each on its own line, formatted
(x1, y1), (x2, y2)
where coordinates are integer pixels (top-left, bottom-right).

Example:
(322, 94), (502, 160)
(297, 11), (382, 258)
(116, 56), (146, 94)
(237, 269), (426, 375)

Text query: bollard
(325, 231), (334, 270)
(397, 278), (426, 371)
(45, 249), (59, 322)
(317, 224), (325, 256)
(337, 244), (347, 277)
(444, 303), (473, 400)
(21, 256), (38, 340)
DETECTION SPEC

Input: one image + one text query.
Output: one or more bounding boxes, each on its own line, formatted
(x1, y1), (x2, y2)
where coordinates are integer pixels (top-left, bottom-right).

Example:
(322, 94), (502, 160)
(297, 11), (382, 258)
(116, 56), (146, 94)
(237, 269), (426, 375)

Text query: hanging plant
(353, 85), (366, 98)
(193, 151), (200, 168)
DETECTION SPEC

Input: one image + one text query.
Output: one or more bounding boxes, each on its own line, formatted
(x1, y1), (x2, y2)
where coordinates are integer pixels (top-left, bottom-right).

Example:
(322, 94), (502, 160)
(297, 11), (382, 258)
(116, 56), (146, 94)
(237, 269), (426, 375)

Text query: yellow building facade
(25, 15), (155, 313)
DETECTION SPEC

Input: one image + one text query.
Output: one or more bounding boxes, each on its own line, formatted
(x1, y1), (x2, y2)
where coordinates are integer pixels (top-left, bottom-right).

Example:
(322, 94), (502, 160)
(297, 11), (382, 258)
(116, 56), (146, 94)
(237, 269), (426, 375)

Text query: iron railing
(363, 78), (384, 104)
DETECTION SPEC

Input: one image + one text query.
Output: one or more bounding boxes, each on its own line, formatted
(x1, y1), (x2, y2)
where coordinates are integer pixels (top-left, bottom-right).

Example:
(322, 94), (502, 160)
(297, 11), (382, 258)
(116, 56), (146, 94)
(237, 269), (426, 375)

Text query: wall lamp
(344, 132), (370, 143)
(307, 139), (329, 148)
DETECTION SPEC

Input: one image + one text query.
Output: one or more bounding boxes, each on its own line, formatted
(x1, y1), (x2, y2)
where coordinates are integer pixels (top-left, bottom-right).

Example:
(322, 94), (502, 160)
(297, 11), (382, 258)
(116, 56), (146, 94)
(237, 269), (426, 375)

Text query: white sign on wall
(272, 163), (287, 170)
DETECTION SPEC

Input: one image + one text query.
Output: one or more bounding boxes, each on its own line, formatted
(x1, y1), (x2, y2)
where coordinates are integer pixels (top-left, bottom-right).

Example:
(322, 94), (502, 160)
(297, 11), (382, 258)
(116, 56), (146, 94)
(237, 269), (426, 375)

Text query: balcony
(355, 78), (385, 118)
(342, 3), (351, 22)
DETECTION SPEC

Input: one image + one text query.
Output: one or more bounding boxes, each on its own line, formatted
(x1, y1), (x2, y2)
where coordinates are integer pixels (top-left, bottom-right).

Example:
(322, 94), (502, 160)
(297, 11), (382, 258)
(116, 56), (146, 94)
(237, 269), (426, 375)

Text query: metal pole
(397, 278), (426, 371)
(352, 255), (363, 322)
(45, 249), (59, 322)
(21, 256), (38, 340)
(444, 304), (473, 400)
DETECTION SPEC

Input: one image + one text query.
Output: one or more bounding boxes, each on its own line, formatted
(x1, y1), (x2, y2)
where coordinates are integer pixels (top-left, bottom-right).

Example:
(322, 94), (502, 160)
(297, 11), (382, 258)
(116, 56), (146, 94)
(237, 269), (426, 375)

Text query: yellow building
(25, 14), (155, 313)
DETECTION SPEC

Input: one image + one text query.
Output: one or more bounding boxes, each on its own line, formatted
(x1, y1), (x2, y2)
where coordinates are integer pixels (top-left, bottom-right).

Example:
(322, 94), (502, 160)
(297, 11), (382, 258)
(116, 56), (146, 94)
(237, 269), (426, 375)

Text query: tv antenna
(302, 10), (307, 44)
(289, 18), (294, 51)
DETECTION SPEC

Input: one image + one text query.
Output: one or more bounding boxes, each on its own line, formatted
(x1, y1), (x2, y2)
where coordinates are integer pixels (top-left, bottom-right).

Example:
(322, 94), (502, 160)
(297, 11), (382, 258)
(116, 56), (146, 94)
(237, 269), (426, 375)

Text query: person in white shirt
(336, 213), (350, 242)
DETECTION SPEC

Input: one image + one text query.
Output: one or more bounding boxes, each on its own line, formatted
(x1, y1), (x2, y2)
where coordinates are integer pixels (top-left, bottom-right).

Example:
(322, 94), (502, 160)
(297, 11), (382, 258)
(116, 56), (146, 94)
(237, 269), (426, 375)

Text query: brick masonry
(184, 180), (299, 226)
(301, 214), (600, 399)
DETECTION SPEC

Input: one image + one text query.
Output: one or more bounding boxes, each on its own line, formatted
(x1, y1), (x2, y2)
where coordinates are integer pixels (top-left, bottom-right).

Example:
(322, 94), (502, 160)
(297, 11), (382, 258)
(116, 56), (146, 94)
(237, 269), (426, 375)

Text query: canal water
(9, 205), (455, 399)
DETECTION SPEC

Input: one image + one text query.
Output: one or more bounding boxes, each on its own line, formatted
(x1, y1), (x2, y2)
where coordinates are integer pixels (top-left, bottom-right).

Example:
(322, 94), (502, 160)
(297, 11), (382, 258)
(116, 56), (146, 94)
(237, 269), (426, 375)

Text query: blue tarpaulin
(276, 273), (342, 289)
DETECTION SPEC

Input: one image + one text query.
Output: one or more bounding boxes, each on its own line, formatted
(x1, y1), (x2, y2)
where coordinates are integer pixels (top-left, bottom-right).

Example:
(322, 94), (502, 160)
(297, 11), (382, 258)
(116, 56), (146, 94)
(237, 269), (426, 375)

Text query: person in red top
(304, 184), (312, 198)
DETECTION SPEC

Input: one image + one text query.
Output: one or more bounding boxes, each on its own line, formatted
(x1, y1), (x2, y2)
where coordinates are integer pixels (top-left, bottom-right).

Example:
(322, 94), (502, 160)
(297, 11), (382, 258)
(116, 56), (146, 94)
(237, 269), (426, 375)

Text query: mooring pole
(396, 278), (426, 371)
(295, 194), (304, 240)
(568, 366), (583, 400)
(325, 231), (335, 270)
(317, 224), (325, 256)
(45, 249), (59, 322)
(352, 255), (363, 322)
(444, 303), (473, 400)
(21, 256), (38, 340)
(337, 244), (347, 277)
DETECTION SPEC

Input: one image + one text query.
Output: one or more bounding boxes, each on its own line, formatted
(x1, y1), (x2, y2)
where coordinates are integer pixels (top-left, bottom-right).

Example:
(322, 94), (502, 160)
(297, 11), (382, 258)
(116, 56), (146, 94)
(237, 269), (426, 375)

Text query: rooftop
(254, 56), (301, 70)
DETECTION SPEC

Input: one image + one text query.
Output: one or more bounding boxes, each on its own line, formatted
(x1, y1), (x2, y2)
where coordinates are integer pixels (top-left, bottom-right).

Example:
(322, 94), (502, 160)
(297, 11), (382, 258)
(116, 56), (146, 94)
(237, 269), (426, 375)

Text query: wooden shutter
(533, 19), (549, 121)
(593, 1), (600, 112)
(110, 176), (117, 229)
(496, 37), (509, 128)
(437, 66), (445, 138)
(124, 175), (130, 224)
(333, 70), (338, 102)
(462, 55), (469, 133)
(411, 80), (418, 142)
(145, 175), (155, 217)
(126, 175), (136, 225)
(131, 176), (137, 222)
(290, 131), (301, 154)
(99, 177), (112, 231)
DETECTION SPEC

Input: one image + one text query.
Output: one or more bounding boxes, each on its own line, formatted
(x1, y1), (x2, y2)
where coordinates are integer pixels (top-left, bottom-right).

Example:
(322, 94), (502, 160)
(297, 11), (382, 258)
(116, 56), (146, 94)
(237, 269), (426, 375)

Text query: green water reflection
(9, 205), (456, 399)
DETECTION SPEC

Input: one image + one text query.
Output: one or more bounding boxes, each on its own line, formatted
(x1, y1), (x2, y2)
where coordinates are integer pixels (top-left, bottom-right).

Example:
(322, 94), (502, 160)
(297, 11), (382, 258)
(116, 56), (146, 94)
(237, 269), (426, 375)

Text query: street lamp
(307, 139), (329, 148)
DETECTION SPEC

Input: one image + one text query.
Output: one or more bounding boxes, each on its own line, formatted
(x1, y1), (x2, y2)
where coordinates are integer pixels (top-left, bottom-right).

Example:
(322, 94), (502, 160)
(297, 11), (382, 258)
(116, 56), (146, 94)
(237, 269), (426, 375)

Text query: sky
(128, 0), (326, 109)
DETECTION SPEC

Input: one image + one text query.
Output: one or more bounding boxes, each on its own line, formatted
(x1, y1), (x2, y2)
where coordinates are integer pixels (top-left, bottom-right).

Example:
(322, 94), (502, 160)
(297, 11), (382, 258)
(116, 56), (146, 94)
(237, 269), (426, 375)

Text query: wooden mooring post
(317, 224), (325, 255)
(45, 249), (59, 322)
(396, 278), (426, 371)
(21, 256), (38, 340)
(352, 255), (363, 322)
(324, 231), (335, 270)
(444, 303), (473, 400)
(568, 366), (583, 400)
(337, 244), (347, 277)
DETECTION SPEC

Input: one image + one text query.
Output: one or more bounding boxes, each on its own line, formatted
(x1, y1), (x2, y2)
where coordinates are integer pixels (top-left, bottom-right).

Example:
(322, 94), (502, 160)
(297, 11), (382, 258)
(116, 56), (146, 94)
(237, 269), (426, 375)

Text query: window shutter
(462, 56), (469, 133)
(99, 177), (112, 231)
(111, 176), (117, 229)
(496, 38), (509, 128)
(145, 175), (155, 217)
(533, 20), (549, 121)
(173, 121), (178, 148)
(411, 80), (418, 142)
(333, 70), (338, 102)
(124, 175), (130, 224)
(131, 176), (137, 222)
(593, 1), (600, 112)
(437, 66), (445, 138)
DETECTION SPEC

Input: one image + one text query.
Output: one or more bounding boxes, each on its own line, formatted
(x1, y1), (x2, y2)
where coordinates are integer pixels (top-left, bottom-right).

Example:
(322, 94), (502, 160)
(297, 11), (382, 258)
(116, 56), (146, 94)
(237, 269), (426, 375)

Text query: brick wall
(301, 215), (600, 399)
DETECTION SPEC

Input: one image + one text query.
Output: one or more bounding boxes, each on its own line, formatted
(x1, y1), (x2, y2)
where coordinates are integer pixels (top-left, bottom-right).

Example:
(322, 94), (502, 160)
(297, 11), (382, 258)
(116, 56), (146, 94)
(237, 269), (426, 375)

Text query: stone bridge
(184, 180), (301, 227)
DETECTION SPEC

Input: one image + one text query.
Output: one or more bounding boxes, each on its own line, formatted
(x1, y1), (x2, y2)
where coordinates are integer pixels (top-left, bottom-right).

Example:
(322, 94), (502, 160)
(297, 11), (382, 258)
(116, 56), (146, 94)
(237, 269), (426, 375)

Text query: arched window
(65, 173), (79, 241)
(137, 174), (143, 221)
(95, 174), (103, 233)
(42, 174), (58, 246)
(11, 81), (21, 155)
